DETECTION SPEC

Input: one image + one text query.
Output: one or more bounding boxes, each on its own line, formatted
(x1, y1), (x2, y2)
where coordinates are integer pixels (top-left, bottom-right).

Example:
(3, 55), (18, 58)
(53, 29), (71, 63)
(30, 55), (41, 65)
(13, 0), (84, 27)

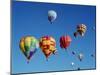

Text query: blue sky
(12, 1), (96, 74)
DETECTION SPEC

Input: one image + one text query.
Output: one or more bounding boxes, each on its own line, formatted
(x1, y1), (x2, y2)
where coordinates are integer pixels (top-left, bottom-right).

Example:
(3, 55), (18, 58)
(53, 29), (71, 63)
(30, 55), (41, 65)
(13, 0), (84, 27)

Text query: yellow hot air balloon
(39, 36), (57, 60)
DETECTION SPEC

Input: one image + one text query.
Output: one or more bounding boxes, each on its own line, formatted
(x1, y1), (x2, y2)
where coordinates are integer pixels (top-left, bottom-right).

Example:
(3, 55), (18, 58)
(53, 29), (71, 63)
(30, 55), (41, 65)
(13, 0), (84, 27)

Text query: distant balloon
(60, 35), (72, 49)
(91, 54), (95, 58)
(71, 62), (75, 66)
(74, 32), (78, 37)
(19, 36), (39, 63)
(77, 67), (80, 70)
(39, 36), (57, 60)
(77, 24), (87, 36)
(48, 10), (57, 24)
(78, 53), (84, 61)
(74, 24), (87, 37)
(72, 51), (76, 55)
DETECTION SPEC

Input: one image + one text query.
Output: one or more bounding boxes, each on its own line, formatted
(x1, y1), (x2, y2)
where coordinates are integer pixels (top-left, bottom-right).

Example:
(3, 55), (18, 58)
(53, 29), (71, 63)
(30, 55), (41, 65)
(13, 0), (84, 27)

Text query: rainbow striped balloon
(19, 36), (39, 63)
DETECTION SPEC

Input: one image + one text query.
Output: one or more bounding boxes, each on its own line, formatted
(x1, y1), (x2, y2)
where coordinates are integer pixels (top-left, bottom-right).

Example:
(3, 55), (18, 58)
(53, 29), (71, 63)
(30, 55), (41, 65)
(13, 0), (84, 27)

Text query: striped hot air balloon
(19, 36), (39, 63)
(60, 35), (72, 49)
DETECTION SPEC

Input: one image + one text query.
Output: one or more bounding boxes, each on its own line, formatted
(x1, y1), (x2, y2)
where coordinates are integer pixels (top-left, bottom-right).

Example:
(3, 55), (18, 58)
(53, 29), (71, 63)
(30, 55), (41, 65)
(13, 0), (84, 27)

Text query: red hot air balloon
(60, 35), (72, 49)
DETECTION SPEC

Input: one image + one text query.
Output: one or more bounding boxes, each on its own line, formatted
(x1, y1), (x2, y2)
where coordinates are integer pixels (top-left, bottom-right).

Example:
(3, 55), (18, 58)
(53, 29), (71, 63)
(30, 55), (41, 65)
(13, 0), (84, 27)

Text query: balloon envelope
(19, 36), (39, 62)
(72, 51), (76, 55)
(77, 24), (87, 36)
(77, 67), (80, 70)
(71, 62), (75, 66)
(74, 32), (78, 37)
(91, 54), (95, 58)
(78, 53), (84, 61)
(39, 36), (56, 59)
(60, 35), (72, 49)
(48, 10), (57, 23)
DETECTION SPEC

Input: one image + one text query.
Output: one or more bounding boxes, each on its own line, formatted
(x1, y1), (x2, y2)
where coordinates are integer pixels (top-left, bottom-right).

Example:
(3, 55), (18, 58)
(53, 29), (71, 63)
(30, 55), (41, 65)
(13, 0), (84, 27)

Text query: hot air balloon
(78, 53), (84, 61)
(48, 10), (57, 24)
(39, 36), (57, 60)
(72, 51), (76, 55)
(70, 62), (75, 69)
(91, 54), (95, 58)
(74, 32), (78, 38)
(71, 62), (75, 66)
(77, 24), (87, 36)
(77, 67), (80, 70)
(60, 35), (72, 49)
(19, 36), (39, 63)
(74, 24), (87, 37)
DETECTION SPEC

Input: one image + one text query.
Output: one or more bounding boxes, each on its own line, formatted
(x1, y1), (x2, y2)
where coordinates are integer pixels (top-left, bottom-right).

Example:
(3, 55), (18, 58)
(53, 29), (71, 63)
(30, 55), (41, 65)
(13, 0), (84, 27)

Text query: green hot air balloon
(19, 36), (39, 63)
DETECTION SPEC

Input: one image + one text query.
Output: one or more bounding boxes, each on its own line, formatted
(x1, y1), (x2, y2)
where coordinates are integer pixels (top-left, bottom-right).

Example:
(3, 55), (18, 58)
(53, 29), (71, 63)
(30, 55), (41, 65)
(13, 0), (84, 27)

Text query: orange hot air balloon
(39, 36), (56, 60)
(60, 35), (72, 49)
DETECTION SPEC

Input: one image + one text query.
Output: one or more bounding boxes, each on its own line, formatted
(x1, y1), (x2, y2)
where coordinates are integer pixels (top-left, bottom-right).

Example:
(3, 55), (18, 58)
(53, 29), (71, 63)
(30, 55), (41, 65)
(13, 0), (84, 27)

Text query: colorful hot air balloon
(39, 36), (57, 60)
(74, 24), (87, 37)
(19, 36), (39, 63)
(60, 35), (72, 49)
(48, 10), (57, 24)
(77, 24), (87, 36)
